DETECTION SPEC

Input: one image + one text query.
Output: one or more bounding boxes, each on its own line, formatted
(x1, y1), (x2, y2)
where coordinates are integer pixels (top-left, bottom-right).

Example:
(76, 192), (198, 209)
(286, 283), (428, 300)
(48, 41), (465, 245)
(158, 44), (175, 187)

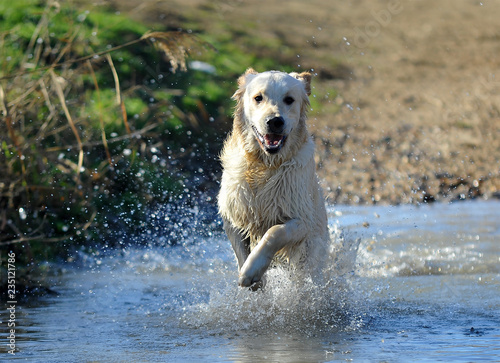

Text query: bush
(0, 1), (212, 261)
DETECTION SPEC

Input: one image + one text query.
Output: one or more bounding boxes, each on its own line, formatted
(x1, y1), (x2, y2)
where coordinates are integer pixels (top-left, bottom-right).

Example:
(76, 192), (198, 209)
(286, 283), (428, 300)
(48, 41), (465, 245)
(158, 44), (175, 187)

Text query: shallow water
(3, 200), (500, 362)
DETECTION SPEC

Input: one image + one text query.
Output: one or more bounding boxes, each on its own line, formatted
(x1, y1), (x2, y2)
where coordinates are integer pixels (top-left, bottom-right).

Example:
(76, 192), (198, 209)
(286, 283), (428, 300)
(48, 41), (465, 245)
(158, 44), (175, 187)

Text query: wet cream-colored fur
(218, 68), (330, 288)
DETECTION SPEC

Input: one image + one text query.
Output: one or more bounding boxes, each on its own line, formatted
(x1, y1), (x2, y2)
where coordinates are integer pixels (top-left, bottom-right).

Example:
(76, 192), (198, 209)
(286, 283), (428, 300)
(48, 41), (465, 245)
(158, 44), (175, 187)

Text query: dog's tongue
(264, 134), (284, 147)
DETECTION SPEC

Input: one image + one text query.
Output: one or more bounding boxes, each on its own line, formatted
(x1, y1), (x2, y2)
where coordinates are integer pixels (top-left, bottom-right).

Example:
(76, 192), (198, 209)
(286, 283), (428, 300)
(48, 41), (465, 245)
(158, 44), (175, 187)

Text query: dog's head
(232, 68), (312, 160)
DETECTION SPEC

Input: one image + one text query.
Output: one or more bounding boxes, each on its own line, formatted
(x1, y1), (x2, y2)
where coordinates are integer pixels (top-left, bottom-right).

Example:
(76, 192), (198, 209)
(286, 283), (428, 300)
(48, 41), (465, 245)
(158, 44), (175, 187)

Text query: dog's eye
(283, 96), (294, 105)
(254, 95), (263, 103)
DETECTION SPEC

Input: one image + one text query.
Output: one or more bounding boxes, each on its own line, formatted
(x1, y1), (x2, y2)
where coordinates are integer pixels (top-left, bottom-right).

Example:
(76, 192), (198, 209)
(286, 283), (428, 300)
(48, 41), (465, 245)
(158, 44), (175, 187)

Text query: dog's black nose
(267, 117), (285, 134)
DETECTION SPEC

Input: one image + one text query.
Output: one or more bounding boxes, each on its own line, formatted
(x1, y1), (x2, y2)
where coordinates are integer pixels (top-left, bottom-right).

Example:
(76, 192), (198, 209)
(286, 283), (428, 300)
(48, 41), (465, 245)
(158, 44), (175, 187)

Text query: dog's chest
(246, 168), (288, 215)
(238, 164), (307, 235)
(218, 138), (317, 245)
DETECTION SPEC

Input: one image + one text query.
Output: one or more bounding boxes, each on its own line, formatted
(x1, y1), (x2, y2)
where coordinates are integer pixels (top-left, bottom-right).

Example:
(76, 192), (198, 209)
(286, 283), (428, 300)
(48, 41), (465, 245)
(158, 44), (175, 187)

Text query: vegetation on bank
(0, 0), (290, 268)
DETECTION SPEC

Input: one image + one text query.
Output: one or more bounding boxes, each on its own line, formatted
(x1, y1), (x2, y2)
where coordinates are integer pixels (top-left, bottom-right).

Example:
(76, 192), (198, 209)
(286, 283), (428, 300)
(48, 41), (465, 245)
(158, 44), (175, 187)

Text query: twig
(106, 53), (121, 105)
(53, 27), (80, 66)
(0, 30), (211, 81)
(45, 122), (158, 151)
(50, 69), (84, 178)
(86, 60), (113, 167)
(36, 78), (56, 140)
(0, 235), (70, 246)
(23, 0), (53, 66)
(2, 221), (34, 261)
(7, 83), (40, 107)
(120, 100), (131, 135)
(106, 53), (131, 134)
(0, 37), (145, 81)
(82, 211), (97, 231)
(1, 85), (27, 179)
(0, 83), (7, 116)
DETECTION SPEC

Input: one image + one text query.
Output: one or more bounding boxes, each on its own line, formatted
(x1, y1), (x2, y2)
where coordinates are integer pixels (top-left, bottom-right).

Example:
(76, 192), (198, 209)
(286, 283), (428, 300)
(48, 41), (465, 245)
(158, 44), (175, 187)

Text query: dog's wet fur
(218, 68), (330, 289)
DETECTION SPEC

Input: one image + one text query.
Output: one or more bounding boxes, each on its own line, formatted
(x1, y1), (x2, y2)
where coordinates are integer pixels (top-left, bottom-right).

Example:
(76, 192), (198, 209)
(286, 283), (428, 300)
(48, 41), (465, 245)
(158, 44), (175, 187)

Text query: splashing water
(4, 200), (500, 362)
(182, 224), (364, 334)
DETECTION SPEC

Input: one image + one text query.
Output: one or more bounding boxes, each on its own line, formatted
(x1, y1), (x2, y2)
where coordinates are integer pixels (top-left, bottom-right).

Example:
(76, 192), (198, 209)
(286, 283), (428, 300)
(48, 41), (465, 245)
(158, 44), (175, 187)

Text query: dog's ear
(232, 68), (259, 100)
(238, 68), (259, 87)
(290, 71), (312, 96)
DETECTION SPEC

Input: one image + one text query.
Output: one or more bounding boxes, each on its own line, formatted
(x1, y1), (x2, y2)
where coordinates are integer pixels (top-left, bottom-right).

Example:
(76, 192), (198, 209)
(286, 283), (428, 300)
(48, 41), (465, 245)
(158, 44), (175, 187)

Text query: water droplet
(19, 208), (27, 220)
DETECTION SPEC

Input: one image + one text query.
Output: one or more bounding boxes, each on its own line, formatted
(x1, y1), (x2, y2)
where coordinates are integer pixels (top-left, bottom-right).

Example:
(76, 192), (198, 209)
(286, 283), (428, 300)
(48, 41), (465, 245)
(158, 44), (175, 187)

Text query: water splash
(181, 225), (365, 334)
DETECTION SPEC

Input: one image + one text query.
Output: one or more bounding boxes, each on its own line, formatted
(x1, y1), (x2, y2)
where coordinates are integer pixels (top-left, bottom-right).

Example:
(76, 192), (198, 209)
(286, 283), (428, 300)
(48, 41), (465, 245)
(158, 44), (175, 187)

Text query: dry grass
(0, 2), (203, 247)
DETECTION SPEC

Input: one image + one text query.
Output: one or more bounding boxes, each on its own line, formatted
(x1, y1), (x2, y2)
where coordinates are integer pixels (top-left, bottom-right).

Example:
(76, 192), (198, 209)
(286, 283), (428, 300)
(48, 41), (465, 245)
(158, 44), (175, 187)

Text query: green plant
(0, 1), (213, 262)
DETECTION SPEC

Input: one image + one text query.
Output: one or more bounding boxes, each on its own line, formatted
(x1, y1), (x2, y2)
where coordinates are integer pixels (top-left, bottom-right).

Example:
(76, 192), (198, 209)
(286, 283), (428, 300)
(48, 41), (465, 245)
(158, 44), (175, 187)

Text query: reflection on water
(2, 201), (500, 362)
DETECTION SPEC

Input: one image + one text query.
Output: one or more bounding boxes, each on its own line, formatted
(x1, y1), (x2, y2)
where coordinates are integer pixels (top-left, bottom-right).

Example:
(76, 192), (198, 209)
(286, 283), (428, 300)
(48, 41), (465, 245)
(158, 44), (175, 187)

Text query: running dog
(218, 68), (330, 288)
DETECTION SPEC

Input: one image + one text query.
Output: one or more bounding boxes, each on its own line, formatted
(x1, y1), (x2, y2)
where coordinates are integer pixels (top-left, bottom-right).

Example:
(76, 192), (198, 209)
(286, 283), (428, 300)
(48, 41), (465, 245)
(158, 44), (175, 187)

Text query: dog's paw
(249, 278), (266, 291)
(238, 266), (263, 287)
(238, 274), (258, 287)
(238, 254), (271, 288)
(238, 275), (266, 291)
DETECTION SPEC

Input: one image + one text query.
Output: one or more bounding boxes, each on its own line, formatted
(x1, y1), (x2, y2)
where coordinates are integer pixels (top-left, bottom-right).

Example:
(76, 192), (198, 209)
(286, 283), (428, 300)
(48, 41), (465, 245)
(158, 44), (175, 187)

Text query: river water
(3, 200), (500, 362)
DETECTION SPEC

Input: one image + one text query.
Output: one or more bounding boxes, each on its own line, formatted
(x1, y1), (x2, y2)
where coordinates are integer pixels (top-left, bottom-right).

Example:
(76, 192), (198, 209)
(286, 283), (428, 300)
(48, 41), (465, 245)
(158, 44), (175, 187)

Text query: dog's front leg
(238, 219), (307, 287)
(222, 218), (250, 271)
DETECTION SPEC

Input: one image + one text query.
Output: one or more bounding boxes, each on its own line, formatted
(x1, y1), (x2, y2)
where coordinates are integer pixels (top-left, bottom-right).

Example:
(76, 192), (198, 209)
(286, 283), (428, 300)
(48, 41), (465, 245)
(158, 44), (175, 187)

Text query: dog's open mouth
(252, 126), (286, 154)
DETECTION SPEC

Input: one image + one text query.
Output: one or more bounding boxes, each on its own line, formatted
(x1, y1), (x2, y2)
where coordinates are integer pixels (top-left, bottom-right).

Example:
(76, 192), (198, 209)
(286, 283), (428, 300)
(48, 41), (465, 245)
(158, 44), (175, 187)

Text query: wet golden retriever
(218, 68), (330, 288)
